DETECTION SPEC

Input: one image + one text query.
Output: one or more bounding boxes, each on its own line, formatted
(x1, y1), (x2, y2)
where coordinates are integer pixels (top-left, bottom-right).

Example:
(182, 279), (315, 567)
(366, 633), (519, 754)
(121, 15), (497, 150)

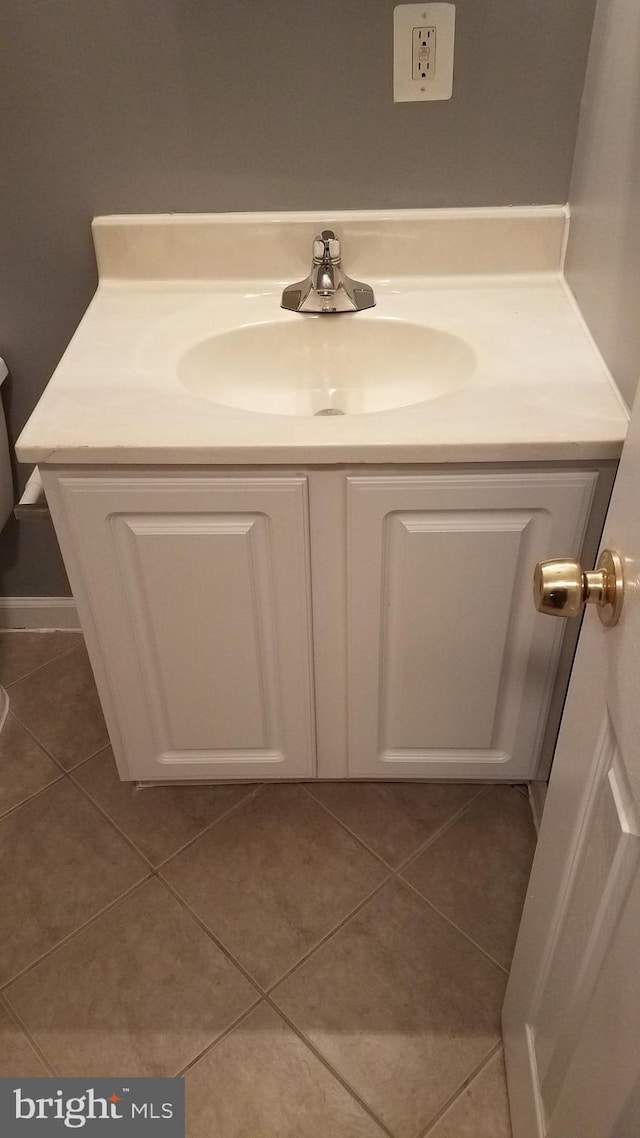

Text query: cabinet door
(347, 471), (598, 780)
(47, 473), (315, 781)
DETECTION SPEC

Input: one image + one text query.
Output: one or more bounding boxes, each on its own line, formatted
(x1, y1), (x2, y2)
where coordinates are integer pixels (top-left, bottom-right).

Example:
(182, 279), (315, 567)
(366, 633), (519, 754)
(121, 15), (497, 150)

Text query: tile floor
(0, 630), (537, 1137)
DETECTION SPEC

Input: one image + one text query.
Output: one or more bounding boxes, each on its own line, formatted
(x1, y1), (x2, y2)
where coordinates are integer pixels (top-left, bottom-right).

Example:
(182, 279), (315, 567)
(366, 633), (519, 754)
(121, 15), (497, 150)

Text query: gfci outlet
(394, 3), (455, 102)
(413, 26), (436, 80)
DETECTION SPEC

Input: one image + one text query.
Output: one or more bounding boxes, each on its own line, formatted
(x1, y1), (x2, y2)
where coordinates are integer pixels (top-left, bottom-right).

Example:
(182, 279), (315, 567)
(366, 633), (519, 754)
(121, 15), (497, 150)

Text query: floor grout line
(158, 836), (409, 1085)
(2, 865), (265, 1079)
(63, 742), (115, 774)
(0, 990), (57, 1075)
(178, 986), (396, 1137)
(0, 768), (66, 823)
(160, 833), (392, 1001)
(416, 1041), (504, 1138)
(289, 785), (509, 978)
(393, 786), (490, 874)
(69, 765), (268, 878)
(264, 870), (395, 996)
(157, 856), (400, 1093)
(2, 636), (84, 692)
(400, 878), (510, 977)
(158, 874), (266, 1001)
(175, 999), (263, 1078)
(300, 783), (398, 870)
(303, 782), (489, 878)
(66, 742), (114, 774)
(2, 709), (70, 774)
(1, 876), (152, 996)
(257, 844), (509, 1004)
(263, 995), (397, 1138)
(155, 783), (267, 871)
(259, 864), (507, 1014)
(6, 704), (110, 776)
(67, 770), (158, 872)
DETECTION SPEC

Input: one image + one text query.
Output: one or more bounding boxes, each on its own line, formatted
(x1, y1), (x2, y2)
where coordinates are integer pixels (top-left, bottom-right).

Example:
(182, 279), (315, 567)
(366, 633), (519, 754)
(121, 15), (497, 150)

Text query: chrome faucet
(281, 230), (375, 314)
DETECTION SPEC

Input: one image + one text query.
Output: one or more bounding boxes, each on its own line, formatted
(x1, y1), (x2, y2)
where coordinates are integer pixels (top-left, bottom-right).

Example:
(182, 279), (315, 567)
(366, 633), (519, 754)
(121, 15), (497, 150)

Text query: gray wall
(565, 0), (640, 409)
(0, 0), (596, 596)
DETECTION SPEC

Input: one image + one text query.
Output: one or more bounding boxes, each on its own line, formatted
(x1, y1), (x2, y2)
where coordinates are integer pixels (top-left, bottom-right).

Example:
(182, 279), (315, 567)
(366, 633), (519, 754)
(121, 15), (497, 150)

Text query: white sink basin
(178, 318), (476, 416)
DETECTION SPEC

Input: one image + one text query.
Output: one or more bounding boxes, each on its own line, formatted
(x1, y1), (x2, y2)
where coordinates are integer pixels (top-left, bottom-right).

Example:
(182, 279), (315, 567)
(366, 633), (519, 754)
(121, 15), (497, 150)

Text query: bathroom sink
(178, 318), (476, 416)
(15, 212), (629, 465)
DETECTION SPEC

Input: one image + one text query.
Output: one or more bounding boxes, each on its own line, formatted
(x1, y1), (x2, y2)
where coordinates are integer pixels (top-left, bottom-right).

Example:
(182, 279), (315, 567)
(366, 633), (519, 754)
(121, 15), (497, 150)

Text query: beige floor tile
(8, 645), (109, 769)
(273, 879), (505, 1138)
(6, 879), (257, 1077)
(75, 748), (260, 865)
(426, 1050), (512, 1138)
(0, 779), (147, 984)
(186, 1002), (386, 1138)
(402, 787), (536, 968)
(0, 1002), (48, 1075)
(0, 713), (61, 817)
(0, 631), (82, 688)
(163, 784), (388, 988)
(309, 781), (481, 866)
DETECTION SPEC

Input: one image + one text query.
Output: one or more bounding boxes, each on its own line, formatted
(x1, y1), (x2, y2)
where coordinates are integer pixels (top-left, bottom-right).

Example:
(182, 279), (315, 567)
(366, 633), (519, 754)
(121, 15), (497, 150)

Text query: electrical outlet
(412, 26), (435, 80)
(394, 3), (455, 102)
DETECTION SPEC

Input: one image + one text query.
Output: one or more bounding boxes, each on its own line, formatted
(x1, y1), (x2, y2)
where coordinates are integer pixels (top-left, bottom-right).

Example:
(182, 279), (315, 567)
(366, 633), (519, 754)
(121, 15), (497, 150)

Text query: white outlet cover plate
(394, 3), (455, 102)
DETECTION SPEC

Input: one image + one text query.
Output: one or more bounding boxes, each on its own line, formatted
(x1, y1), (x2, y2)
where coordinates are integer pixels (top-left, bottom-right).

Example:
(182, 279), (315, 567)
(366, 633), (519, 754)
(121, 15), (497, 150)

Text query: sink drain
(315, 407), (345, 416)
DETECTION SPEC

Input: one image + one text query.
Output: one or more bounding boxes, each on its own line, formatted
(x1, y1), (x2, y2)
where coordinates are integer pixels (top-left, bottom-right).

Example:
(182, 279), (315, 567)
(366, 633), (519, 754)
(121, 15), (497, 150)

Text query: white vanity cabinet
(42, 465), (608, 783)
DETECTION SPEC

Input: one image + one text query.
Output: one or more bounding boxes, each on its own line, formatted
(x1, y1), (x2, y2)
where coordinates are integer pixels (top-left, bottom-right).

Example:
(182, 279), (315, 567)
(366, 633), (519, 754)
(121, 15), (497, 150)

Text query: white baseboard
(0, 597), (80, 630)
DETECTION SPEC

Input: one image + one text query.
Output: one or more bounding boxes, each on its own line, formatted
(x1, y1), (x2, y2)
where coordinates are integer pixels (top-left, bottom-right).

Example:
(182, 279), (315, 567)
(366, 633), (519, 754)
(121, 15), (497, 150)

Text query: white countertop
(16, 210), (629, 466)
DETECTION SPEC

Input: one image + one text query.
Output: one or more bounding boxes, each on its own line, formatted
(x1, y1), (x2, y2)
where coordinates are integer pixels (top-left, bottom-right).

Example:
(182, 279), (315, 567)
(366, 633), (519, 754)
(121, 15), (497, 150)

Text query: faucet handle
(313, 230), (341, 263)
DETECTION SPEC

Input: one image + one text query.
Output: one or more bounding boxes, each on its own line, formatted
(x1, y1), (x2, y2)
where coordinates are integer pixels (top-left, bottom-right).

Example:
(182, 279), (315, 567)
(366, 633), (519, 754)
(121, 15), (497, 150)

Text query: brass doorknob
(533, 549), (623, 626)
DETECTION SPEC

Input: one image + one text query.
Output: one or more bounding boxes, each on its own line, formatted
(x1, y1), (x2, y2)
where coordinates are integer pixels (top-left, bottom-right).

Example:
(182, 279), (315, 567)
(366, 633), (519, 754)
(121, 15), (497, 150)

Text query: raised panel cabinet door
(347, 472), (598, 779)
(45, 473), (315, 781)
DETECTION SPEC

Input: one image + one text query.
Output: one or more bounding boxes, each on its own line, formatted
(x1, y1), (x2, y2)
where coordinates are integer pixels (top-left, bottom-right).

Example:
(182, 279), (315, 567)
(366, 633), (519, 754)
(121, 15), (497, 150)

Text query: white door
(346, 471), (598, 780)
(44, 471), (316, 781)
(503, 388), (640, 1136)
